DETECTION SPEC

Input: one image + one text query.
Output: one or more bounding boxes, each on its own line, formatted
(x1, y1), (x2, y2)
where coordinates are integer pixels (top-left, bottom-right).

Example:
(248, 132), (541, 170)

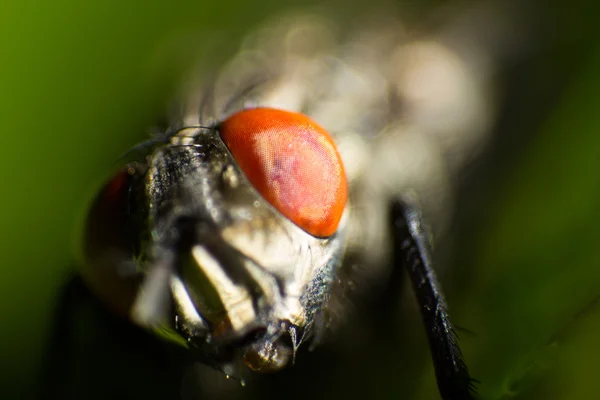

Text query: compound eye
(219, 108), (348, 237)
(82, 167), (140, 317)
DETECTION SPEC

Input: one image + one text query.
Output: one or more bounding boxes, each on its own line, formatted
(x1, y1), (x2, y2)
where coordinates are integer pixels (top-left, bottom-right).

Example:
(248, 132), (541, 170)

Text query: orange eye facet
(219, 108), (348, 237)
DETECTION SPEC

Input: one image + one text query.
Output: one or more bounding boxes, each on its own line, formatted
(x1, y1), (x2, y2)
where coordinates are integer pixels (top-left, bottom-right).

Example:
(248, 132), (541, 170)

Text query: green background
(1, 0), (598, 399)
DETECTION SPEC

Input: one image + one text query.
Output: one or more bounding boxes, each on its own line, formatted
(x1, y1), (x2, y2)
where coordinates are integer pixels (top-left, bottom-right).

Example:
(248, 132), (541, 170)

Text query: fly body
(79, 3), (523, 399)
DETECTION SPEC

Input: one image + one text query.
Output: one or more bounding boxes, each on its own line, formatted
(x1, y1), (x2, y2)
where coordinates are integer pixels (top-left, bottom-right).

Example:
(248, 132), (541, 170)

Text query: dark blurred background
(1, 0), (599, 399)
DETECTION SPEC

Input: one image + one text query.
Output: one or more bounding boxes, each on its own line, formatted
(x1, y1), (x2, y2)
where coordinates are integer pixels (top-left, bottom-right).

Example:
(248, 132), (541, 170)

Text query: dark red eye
(219, 108), (348, 237)
(82, 167), (140, 317)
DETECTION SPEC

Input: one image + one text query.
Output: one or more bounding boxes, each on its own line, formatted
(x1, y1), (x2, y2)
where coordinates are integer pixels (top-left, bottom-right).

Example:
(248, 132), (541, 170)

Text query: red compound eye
(220, 108), (348, 237)
(83, 167), (139, 317)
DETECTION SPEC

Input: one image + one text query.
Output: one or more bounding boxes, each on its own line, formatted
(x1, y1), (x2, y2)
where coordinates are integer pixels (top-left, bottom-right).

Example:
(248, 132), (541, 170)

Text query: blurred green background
(1, 0), (598, 399)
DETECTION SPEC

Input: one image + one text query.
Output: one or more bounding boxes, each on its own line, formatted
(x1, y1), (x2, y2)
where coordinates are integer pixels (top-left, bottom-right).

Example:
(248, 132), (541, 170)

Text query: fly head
(82, 110), (349, 373)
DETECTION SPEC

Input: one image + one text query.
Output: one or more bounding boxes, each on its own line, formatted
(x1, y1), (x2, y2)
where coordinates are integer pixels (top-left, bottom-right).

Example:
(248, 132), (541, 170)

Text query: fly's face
(82, 107), (348, 372)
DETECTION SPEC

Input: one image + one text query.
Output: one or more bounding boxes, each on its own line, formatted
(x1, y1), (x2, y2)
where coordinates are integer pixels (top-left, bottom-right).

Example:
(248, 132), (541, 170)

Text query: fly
(75, 4), (522, 400)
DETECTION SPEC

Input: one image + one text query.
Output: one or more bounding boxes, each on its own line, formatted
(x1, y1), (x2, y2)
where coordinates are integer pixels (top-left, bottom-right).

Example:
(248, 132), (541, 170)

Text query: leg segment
(391, 200), (476, 400)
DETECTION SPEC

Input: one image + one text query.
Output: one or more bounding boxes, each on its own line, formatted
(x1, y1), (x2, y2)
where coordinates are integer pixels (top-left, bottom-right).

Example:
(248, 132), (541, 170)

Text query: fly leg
(41, 275), (87, 399)
(42, 274), (190, 400)
(390, 200), (476, 400)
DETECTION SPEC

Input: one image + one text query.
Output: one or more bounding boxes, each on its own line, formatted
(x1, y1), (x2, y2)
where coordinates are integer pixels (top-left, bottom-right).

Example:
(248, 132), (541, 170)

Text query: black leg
(391, 200), (477, 400)
(41, 274), (189, 400)
(40, 274), (86, 399)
